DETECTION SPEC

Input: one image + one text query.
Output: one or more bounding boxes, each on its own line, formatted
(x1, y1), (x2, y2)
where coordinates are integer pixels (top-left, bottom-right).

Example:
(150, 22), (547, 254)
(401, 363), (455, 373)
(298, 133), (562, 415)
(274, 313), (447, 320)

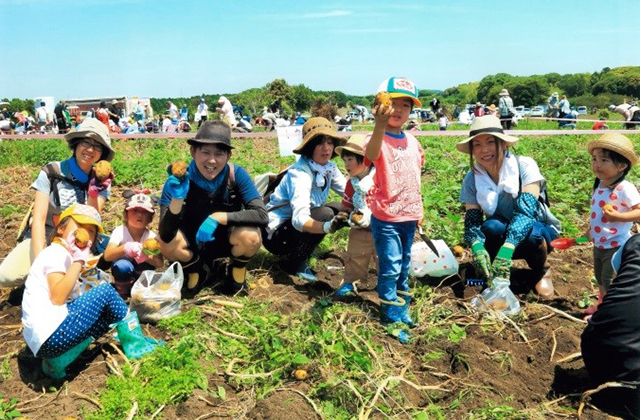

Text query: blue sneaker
(296, 263), (317, 282)
(280, 259), (317, 282)
(335, 283), (356, 297)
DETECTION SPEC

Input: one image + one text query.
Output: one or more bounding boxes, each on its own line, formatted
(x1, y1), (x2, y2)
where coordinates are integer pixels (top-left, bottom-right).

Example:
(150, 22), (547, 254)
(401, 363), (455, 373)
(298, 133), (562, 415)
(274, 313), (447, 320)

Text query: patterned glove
(323, 212), (349, 234)
(491, 245), (515, 280)
(196, 216), (219, 245)
(65, 231), (92, 264)
(471, 242), (492, 280)
(464, 208), (486, 247)
(88, 172), (113, 198)
(505, 192), (537, 247)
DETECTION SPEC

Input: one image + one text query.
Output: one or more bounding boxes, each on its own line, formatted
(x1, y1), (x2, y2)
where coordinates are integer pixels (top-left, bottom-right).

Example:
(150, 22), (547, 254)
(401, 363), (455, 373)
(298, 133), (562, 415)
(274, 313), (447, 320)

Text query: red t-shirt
(364, 132), (424, 222)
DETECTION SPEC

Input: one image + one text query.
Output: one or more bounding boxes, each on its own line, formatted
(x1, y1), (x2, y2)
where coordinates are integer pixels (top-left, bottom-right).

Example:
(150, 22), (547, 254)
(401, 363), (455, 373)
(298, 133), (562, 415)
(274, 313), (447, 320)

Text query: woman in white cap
(0, 118), (115, 288)
(457, 115), (561, 297)
(262, 117), (349, 281)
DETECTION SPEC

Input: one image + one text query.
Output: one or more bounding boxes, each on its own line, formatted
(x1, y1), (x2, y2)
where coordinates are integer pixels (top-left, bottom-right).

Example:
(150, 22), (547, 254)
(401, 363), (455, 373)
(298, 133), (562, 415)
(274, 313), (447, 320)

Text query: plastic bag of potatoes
(129, 262), (184, 323)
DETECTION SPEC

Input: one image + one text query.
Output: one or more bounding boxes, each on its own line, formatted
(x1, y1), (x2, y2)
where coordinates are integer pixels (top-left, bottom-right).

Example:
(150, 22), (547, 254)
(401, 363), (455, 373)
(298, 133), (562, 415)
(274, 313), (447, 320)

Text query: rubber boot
(113, 312), (163, 360)
(397, 290), (419, 328)
(529, 240), (554, 298)
(584, 292), (604, 316)
(42, 336), (93, 379)
(225, 257), (250, 293)
(379, 298), (411, 344)
(181, 255), (210, 299)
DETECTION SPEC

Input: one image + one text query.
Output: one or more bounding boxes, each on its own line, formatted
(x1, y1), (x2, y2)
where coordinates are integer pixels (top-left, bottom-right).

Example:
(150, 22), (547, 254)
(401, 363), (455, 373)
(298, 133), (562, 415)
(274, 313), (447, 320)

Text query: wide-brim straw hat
(64, 118), (115, 162)
(293, 117), (345, 156)
(499, 89), (509, 96)
(335, 134), (367, 157)
(456, 115), (519, 154)
(587, 132), (638, 166)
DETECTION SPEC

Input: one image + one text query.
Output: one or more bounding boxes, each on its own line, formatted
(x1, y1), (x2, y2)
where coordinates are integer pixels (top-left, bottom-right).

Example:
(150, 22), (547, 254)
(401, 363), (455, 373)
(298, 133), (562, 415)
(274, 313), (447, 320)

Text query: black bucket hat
(187, 120), (234, 149)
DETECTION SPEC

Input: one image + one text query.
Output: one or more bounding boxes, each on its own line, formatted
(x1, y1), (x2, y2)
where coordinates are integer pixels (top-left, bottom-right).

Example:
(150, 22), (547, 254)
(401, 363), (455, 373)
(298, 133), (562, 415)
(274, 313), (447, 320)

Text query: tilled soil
(0, 168), (617, 419)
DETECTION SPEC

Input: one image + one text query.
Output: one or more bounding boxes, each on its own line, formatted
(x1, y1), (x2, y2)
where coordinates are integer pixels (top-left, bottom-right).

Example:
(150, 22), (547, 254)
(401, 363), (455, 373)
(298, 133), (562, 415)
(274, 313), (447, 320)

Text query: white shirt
(196, 103), (208, 118)
(21, 243), (71, 356)
(218, 97), (237, 127)
(36, 106), (48, 122)
(108, 225), (156, 260)
(168, 104), (179, 118)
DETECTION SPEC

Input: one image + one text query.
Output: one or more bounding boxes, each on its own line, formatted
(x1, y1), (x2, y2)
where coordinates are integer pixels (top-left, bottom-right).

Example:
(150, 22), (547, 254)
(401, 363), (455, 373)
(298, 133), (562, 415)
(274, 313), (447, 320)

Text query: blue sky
(1, 0), (639, 100)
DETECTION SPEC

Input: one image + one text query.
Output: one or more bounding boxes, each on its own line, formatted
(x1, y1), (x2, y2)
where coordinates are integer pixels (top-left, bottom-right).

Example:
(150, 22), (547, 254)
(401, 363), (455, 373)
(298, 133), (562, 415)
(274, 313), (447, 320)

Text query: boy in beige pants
(335, 134), (378, 296)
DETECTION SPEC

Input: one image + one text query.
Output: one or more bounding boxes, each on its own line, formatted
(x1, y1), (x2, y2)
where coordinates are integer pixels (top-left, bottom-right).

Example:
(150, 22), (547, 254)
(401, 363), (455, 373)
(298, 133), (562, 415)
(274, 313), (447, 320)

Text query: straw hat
(64, 118), (115, 161)
(335, 134), (367, 157)
(499, 89), (509, 96)
(456, 115), (519, 154)
(488, 104), (496, 112)
(587, 132), (638, 166)
(293, 117), (345, 156)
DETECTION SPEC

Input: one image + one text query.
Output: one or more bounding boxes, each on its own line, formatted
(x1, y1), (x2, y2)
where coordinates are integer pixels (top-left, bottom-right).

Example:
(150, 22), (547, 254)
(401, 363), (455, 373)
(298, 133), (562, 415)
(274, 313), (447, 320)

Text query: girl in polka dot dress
(21, 204), (159, 377)
(585, 133), (640, 315)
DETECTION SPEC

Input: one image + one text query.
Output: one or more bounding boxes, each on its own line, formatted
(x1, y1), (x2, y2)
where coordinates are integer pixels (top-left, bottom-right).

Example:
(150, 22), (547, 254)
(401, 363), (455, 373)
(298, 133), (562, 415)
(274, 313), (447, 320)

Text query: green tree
(234, 88), (269, 116)
(591, 66), (640, 98)
(267, 79), (290, 102)
(509, 76), (550, 106)
(558, 73), (591, 97)
(287, 84), (314, 112)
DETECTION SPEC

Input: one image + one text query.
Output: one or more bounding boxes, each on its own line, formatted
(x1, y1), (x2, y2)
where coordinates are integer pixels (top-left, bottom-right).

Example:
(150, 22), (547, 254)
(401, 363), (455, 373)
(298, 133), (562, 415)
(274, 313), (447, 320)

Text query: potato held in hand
(351, 212), (363, 224)
(374, 91), (392, 108)
(171, 161), (188, 179)
(94, 161), (112, 181)
(74, 228), (90, 249)
(142, 238), (161, 256)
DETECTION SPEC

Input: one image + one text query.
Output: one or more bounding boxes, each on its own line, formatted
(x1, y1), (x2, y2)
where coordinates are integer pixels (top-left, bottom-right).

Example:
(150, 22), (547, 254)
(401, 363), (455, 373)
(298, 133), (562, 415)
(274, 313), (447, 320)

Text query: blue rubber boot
(42, 336), (93, 379)
(113, 312), (163, 360)
(397, 290), (419, 329)
(379, 298), (412, 344)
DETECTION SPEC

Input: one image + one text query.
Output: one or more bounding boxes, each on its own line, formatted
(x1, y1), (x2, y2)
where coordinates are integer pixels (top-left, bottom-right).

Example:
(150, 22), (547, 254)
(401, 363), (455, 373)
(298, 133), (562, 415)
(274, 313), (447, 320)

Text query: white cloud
(302, 10), (351, 19)
(332, 28), (404, 34)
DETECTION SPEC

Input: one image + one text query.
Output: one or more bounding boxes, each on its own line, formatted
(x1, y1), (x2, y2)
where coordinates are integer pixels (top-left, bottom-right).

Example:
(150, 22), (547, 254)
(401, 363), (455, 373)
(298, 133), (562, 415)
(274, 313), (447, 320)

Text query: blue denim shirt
(266, 156), (346, 236)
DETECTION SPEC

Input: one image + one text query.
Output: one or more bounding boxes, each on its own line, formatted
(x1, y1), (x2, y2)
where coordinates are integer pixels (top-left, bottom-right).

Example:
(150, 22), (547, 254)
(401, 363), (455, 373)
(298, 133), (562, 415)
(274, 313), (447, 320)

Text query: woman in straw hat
(498, 89), (515, 129)
(457, 115), (561, 298)
(0, 118), (115, 288)
(262, 117), (349, 282)
(583, 133), (640, 315)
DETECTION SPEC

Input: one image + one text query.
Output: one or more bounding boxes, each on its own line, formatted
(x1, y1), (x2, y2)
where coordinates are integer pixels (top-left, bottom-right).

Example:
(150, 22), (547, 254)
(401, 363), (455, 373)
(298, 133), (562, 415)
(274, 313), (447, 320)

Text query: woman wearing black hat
(158, 120), (267, 297)
(261, 117), (349, 282)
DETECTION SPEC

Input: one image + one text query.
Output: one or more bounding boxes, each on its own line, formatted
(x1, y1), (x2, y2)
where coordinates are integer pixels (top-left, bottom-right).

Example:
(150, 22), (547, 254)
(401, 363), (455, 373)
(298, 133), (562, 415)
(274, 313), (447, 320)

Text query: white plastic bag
(470, 279), (521, 316)
(129, 262), (184, 323)
(67, 265), (113, 302)
(410, 239), (459, 278)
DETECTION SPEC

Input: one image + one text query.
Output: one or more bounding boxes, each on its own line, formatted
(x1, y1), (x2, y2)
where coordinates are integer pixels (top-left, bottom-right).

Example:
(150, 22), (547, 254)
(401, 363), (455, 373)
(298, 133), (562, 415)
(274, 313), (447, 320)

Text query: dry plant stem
(359, 377), (449, 420)
(273, 388), (323, 420)
(556, 352), (582, 363)
(19, 384), (66, 413)
(125, 400), (138, 420)
(108, 341), (131, 365)
(15, 391), (46, 409)
(149, 404), (165, 419)
(537, 303), (587, 324)
(211, 325), (250, 341)
(72, 391), (103, 409)
(550, 328), (559, 362)
(225, 358), (281, 378)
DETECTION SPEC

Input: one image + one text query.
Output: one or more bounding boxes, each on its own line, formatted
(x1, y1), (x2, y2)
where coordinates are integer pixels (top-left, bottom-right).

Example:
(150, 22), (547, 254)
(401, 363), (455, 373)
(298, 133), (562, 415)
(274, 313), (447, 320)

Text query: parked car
(514, 106), (525, 114)
(577, 106), (588, 115)
(523, 108), (531, 116)
(530, 106), (545, 117)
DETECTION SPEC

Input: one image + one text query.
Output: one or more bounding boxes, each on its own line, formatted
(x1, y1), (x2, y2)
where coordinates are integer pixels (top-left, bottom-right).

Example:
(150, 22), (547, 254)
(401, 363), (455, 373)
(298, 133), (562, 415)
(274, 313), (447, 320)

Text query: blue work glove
(165, 165), (189, 199)
(196, 216), (219, 245)
(491, 245), (515, 281)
